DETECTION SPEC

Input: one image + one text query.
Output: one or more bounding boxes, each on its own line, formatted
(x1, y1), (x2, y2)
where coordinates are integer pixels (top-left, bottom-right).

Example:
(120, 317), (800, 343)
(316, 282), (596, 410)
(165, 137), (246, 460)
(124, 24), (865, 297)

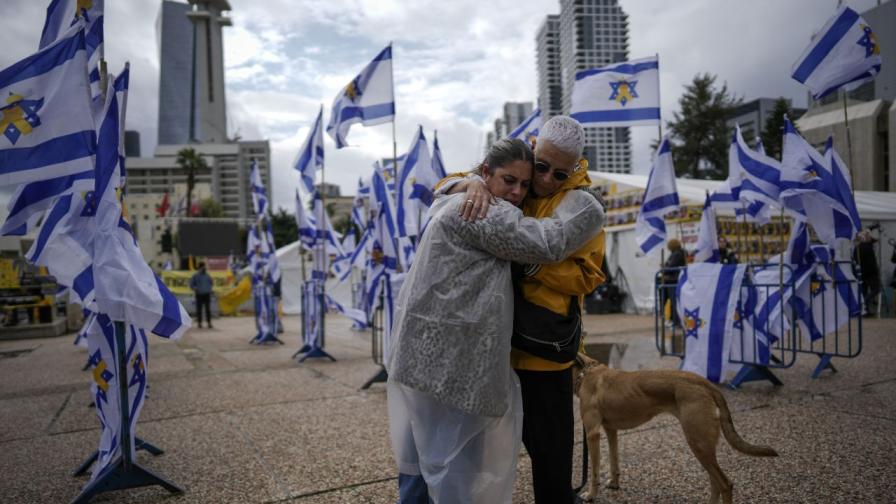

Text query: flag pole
(840, 93), (856, 195)
(318, 105), (327, 353)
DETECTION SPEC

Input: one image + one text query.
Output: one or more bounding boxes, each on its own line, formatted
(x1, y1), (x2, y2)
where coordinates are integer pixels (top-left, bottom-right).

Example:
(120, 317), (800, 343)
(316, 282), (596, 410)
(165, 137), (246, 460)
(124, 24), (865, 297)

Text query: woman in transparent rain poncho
(386, 138), (605, 503)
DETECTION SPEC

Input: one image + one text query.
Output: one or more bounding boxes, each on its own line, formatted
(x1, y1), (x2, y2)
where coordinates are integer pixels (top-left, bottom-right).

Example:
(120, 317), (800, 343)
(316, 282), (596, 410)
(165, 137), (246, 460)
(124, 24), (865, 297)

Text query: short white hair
(539, 116), (585, 158)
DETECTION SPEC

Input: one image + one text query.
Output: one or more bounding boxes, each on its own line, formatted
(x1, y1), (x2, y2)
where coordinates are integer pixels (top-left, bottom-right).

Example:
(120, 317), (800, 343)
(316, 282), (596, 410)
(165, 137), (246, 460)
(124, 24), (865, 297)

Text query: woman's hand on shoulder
(459, 179), (495, 221)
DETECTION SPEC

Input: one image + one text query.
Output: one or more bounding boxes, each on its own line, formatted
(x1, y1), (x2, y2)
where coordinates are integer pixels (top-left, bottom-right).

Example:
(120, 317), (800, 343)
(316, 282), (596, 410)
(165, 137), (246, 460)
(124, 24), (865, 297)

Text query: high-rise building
(126, 141), (270, 221)
(156, 0), (231, 145)
(557, 0), (631, 173)
(536, 15), (562, 119)
(485, 102), (534, 150)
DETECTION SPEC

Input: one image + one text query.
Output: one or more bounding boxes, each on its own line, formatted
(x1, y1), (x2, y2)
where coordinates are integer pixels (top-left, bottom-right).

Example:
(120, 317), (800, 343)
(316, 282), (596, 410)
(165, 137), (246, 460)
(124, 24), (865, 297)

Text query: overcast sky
(0, 0), (882, 211)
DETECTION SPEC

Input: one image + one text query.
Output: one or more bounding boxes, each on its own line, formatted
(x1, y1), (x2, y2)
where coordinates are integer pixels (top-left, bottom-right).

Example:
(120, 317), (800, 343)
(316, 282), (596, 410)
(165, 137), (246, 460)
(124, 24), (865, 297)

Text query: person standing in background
(190, 262), (214, 329)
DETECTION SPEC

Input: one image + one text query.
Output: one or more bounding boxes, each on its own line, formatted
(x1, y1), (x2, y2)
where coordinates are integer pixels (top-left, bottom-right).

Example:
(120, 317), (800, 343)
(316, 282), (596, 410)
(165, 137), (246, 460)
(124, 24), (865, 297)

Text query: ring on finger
(466, 199), (474, 205)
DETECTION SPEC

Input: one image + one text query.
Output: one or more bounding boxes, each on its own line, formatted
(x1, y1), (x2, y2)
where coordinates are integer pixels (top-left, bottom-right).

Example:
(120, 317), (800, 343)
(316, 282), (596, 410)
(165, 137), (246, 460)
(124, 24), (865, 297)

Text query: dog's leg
(580, 410), (602, 502)
(605, 428), (620, 490)
(679, 400), (733, 504)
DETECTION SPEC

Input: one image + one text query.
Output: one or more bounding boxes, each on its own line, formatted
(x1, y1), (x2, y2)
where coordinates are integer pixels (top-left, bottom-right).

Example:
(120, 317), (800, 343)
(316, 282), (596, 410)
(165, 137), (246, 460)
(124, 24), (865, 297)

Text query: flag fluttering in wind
(634, 137), (679, 254)
(294, 106), (324, 193)
(676, 262), (748, 383)
(326, 44), (395, 148)
(507, 107), (541, 142)
(791, 6), (882, 100)
(431, 132), (448, 180)
(40, 0), (104, 97)
(731, 125), (785, 213)
(570, 56), (660, 127)
(250, 159), (268, 218)
(693, 194), (720, 263)
(710, 128), (772, 225)
(0, 26), (96, 186)
(780, 118), (854, 249)
(396, 125), (435, 237)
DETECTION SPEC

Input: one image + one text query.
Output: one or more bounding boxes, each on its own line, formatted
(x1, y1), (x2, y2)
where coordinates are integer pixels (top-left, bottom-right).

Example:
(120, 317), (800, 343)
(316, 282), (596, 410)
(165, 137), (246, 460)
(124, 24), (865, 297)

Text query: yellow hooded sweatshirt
(510, 159), (606, 371)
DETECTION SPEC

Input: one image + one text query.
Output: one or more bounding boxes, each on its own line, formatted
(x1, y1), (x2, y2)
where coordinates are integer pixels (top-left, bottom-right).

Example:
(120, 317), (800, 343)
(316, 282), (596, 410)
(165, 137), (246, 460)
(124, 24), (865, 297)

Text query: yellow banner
(0, 259), (19, 289)
(160, 270), (234, 295)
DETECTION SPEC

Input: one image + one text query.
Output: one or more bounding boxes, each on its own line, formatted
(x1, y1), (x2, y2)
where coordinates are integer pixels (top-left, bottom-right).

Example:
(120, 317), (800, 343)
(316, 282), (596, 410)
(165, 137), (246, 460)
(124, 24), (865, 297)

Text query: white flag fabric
(294, 107), (324, 193)
(635, 136), (679, 254)
(710, 129), (772, 225)
(40, 0), (104, 97)
(791, 6), (882, 100)
(431, 133), (448, 180)
(677, 262), (748, 383)
(396, 126), (434, 237)
(693, 193), (720, 263)
(295, 189), (316, 251)
(0, 26), (96, 186)
(250, 159), (268, 217)
(570, 56), (660, 127)
(780, 118), (854, 248)
(92, 70), (191, 340)
(507, 107), (541, 141)
(327, 44), (395, 148)
(731, 125), (784, 210)
(824, 139), (861, 243)
(85, 314), (148, 481)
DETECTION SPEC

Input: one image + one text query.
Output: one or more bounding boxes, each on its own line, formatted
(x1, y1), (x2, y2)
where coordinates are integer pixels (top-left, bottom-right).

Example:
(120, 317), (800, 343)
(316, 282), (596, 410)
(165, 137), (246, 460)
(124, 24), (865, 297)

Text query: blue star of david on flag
(684, 307), (702, 339)
(609, 79), (638, 106)
(857, 24), (878, 57)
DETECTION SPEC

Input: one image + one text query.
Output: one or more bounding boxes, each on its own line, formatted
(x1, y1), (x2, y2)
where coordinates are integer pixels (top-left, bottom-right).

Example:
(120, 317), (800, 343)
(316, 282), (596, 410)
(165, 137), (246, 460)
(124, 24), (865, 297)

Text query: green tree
(666, 74), (742, 179)
(759, 97), (801, 161)
(198, 198), (224, 217)
(269, 208), (297, 248)
(175, 148), (208, 216)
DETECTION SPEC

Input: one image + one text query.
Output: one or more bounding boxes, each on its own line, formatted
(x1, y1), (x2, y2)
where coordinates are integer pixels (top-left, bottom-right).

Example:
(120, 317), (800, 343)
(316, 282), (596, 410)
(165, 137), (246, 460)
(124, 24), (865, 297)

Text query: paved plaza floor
(0, 313), (894, 503)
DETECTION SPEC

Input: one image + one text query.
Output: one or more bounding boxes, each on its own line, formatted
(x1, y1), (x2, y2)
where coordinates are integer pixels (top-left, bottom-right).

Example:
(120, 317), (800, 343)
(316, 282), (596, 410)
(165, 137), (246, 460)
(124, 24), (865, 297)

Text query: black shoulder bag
(511, 279), (582, 363)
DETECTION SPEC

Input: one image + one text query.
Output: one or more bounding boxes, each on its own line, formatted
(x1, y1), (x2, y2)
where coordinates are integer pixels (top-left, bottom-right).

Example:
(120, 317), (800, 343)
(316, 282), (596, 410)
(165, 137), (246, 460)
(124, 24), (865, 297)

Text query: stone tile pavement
(0, 313), (894, 503)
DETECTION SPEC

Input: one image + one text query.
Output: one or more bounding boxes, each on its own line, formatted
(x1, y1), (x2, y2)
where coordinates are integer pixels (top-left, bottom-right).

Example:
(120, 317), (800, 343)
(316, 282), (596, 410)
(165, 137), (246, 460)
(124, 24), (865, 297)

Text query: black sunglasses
(534, 161), (570, 181)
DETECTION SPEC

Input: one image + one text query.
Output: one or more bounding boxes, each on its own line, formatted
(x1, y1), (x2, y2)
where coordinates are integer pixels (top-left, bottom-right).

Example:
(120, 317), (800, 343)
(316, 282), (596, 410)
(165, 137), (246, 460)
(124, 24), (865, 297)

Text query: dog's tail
(704, 383), (778, 457)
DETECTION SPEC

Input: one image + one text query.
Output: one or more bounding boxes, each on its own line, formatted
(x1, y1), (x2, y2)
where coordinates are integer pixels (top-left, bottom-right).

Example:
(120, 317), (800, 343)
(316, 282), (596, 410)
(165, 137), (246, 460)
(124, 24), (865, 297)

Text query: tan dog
(573, 353), (777, 504)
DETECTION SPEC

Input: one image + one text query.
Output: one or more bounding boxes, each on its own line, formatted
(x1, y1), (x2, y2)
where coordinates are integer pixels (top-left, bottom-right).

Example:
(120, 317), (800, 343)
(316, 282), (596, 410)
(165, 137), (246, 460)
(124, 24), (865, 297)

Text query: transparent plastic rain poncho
(386, 191), (604, 503)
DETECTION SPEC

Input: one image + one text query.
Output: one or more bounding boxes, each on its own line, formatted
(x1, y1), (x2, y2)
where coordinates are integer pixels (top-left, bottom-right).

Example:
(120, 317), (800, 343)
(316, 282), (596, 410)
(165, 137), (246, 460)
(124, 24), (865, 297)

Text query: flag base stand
(360, 366), (388, 390)
(728, 364), (783, 389)
(811, 353), (837, 379)
(298, 345), (336, 362)
(68, 453), (183, 504)
(72, 437), (164, 476)
(69, 321), (183, 503)
(291, 344), (312, 359)
(253, 333), (284, 345)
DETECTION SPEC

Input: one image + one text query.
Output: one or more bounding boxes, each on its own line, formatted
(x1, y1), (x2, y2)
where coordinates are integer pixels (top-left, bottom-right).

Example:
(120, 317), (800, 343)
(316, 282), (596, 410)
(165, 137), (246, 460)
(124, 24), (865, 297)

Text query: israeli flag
(710, 129), (772, 225)
(781, 119), (853, 247)
(351, 179), (369, 231)
(431, 133), (448, 180)
(731, 125), (785, 211)
(635, 137), (679, 254)
(0, 26), (96, 186)
(310, 191), (345, 256)
(295, 189), (316, 250)
(755, 138), (766, 156)
(792, 257), (861, 343)
(84, 314), (149, 481)
(570, 56), (660, 127)
(693, 194), (720, 263)
(677, 262), (748, 383)
(396, 126), (435, 237)
(327, 44), (395, 148)
(294, 106), (324, 193)
(791, 6), (882, 100)
(366, 164), (399, 313)
(250, 159), (268, 217)
(40, 0), (104, 97)
(824, 138), (861, 243)
(92, 71), (191, 340)
(1, 169), (93, 236)
(507, 107), (541, 141)
(263, 220), (281, 283)
(325, 293), (367, 328)
(729, 279), (771, 366)
(337, 226), (371, 283)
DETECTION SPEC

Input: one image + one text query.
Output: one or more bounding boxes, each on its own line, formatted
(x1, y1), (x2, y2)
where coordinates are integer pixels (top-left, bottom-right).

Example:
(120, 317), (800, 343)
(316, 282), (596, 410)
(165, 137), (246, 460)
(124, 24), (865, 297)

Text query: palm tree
(175, 148), (208, 216)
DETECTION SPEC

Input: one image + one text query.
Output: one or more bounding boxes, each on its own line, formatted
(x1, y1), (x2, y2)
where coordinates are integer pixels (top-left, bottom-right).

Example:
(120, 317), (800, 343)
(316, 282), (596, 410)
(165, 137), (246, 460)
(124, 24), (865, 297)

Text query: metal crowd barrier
(654, 261), (863, 389)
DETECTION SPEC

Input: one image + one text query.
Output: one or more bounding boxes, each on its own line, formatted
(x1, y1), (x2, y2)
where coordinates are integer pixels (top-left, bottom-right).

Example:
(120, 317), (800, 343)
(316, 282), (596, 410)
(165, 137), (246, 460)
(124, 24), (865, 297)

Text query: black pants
(516, 367), (575, 504)
(195, 293), (212, 326)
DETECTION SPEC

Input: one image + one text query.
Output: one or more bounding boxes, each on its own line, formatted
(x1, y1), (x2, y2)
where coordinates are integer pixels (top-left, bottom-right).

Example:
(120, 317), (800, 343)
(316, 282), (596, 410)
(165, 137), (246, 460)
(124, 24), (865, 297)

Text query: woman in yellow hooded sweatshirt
(437, 116), (605, 504)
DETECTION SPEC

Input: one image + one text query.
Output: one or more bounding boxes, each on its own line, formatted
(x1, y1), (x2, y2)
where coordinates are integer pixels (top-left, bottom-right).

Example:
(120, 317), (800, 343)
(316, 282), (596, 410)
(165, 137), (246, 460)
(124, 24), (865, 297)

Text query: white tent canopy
(590, 171), (896, 313)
